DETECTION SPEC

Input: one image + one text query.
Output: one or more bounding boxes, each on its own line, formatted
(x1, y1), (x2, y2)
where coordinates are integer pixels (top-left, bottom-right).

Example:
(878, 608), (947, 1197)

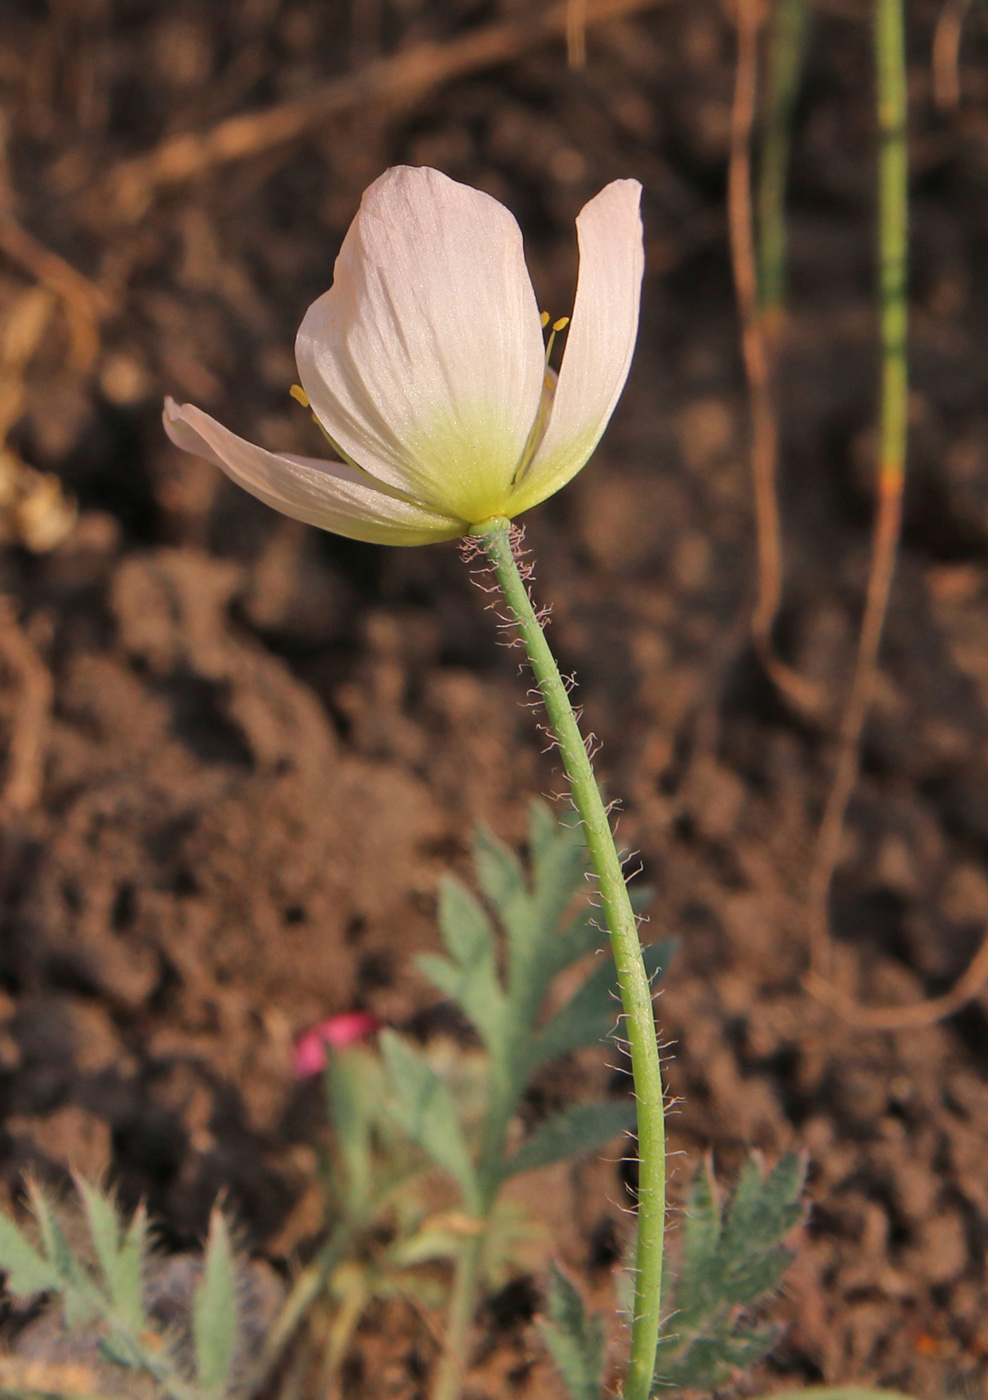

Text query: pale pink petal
(508, 180), (644, 516)
(163, 398), (463, 546)
(296, 166), (545, 525)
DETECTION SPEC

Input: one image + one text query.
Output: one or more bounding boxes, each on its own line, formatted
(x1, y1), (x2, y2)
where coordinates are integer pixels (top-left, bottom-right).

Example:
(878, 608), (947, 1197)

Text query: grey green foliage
(305, 802), (670, 1391)
(0, 1178), (244, 1400)
(651, 1153), (807, 1393)
(539, 1265), (606, 1400)
(540, 1155), (806, 1400)
(407, 801), (672, 1200)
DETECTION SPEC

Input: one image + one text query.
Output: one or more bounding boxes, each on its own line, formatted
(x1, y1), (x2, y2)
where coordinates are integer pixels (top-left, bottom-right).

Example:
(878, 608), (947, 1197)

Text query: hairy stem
(470, 517), (665, 1400)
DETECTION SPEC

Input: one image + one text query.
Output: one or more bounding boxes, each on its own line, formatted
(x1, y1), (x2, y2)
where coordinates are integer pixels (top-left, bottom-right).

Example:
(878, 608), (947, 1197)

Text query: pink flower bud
(293, 1010), (380, 1079)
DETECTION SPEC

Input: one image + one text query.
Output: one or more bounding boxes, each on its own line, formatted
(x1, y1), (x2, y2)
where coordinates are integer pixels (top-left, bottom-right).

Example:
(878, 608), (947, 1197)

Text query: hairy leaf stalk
(470, 517), (666, 1400)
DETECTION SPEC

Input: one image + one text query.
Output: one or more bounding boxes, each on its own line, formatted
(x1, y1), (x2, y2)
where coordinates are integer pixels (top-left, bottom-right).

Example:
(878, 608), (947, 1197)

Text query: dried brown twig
(0, 596), (53, 817)
(0, 112), (110, 373)
(0, 217), (110, 372)
(567, 0), (589, 68)
(804, 924), (988, 1029)
(103, 0), (667, 221)
(933, 0), (972, 111)
(728, 0), (819, 713)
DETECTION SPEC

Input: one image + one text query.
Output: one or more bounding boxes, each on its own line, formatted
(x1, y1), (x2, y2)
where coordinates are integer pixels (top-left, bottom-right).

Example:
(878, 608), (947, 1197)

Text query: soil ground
(3, 0), (988, 1394)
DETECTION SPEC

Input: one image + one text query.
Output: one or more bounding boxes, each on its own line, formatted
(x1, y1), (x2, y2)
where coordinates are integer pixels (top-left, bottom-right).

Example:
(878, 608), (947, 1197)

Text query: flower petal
(508, 180), (644, 516)
(163, 399), (463, 546)
(296, 166), (546, 525)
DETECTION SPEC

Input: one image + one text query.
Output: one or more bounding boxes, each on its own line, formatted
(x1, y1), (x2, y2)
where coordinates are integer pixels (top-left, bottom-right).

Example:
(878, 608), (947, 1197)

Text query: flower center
(511, 312), (569, 490)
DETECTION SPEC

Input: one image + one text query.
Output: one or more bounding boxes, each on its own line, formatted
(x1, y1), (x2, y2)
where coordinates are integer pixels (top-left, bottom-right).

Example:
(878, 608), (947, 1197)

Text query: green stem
(757, 0), (812, 322)
(432, 1232), (486, 1400)
(471, 517), (666, 1400)
(243, 1222), (352, 1399)
(876, 0), (908, 496)
(806, 0), (909, 995)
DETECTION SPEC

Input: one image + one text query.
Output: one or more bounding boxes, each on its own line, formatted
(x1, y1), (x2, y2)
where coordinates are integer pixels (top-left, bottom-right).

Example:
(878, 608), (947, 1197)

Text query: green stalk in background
(757, 0), (812, 333)
(472, 517), (665, 1400)
(807, 0), (909, 991)
(875, 0), (909, 497)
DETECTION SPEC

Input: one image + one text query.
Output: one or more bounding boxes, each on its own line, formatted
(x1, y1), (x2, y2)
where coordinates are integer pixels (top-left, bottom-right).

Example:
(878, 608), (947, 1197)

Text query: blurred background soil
(3, 0), (988, 1394)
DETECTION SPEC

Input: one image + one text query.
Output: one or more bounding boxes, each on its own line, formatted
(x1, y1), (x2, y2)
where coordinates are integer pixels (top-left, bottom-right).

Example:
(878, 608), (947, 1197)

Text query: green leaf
(526, 799), (559, 869)
(655, 1325), (778, 1390)
(75, 1176), (147, 1334)
(416, 951), (506, 1054)
(193, 1207), (238, 1398)
(540, 907), (608, 983)
(527, 803), (589, 934)
(533, 940), (674, 1068)
(114, 1203), (149, 1334)
(540, 1264), (605, 1400)
(680, 1157), (720, 1277)
(25, 1179), (100, 1327)
(438, 877), (496, 970)
(473, 826), (540, 982)
(75, 1176), (120, 1294)
(502, 1098), (636, 1179)
(723, 1153), (804, 1257)
(380, 1031), (478, 1206)
(0, 1212), (59, 1294)
(25, 1178), (72, 1280)
(473, 824), (526, 913)
(652, 1153), (807, 1394)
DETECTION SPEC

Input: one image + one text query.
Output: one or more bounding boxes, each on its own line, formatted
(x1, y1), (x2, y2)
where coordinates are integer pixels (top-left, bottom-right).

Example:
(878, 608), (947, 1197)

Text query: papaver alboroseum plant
(164, 165), (672, 1400)
(0, 167), (911, 1400)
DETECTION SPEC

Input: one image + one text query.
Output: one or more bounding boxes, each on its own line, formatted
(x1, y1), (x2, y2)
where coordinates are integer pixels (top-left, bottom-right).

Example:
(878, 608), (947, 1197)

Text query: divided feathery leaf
(115, 1204), (150, 1334)
(380, 1030), (479, 1207)
(438, 876), (497, 970)
(652, 1153), (806, 1394)
(193, 1206), (238, 1399)
(502, 1098), (636, 1179)
(75, 1176), (120, 1291)
(416, 948), (506, 1054)
(526, 798), (560, 871)
(654, 1323), (778, 1391)
(0, 1211), (60, 1295)
(74, 1177), (147, 1333)
(472, 824), (542, 991)
(533, 940), (673, 1069)
(539, 1264), (606, 1400)
(527, 802), (589, 934)
(473, 823), (527, 915)
(25, 1178), (73, 1281)
(25, 1179), (100, 1327)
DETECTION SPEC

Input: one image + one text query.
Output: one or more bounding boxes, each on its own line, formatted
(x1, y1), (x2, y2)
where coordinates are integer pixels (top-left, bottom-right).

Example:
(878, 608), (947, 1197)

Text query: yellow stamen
(540, 310), (550, 328)
(290, 383), (310, 407)
(552, 316), (570, 332)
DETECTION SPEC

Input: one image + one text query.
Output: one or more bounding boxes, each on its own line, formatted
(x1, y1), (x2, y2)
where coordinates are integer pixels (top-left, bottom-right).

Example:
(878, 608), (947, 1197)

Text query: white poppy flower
(163, 166), (644, 546)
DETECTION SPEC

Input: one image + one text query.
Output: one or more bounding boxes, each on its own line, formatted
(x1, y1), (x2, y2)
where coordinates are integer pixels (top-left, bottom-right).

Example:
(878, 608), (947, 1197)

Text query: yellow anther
(540, 310), (550, 328)
(552, 316), (570, 332)
(290, 383), (310, 408)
